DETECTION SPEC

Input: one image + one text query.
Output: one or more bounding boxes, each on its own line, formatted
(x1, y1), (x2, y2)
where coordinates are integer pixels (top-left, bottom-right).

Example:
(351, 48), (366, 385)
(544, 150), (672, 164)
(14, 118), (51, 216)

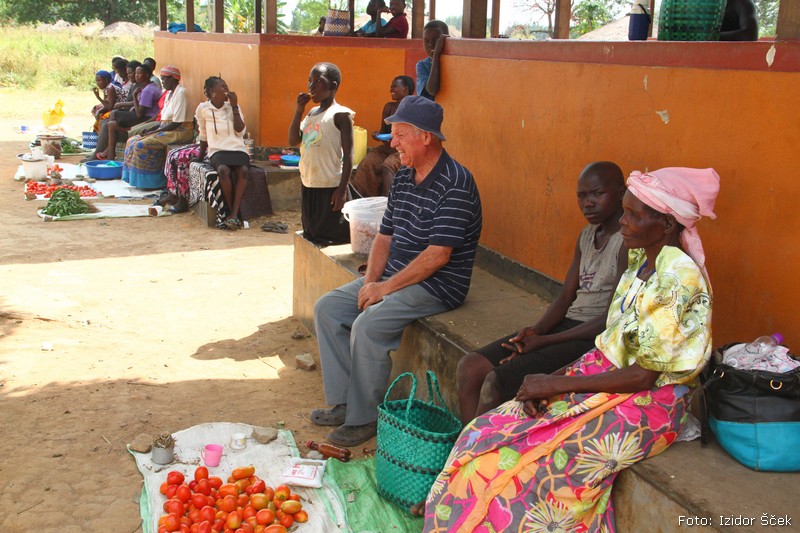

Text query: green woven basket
(376, 371), (462, 508)
(658, 0), (726, 41)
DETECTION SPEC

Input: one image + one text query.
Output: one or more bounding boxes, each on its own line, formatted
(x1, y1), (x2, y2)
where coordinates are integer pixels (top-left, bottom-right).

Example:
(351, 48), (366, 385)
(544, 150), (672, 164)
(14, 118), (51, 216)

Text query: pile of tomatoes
(157, 465), (308, 533)
(26, 181), (98, 198)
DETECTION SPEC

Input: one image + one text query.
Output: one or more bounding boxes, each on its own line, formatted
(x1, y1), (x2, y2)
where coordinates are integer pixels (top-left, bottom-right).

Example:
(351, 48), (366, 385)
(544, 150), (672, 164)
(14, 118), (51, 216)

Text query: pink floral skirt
(423, 349), (691, 533)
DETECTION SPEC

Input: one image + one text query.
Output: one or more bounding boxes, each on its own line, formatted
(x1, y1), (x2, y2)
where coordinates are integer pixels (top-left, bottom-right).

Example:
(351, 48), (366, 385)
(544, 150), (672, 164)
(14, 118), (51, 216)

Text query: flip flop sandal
(310, 405), (347, 426)
(224, 218), (240, 231)
(326, 422), (377, 447)
(260, 222), (289, 234)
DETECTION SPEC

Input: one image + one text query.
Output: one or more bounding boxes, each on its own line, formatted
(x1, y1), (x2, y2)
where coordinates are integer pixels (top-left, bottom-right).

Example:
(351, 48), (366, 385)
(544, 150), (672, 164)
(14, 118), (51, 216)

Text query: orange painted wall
(154, 33), (262, 140)
(436, 41), (800, 348)
(257, 36), (424, 147)
(153, 33), (800, 349)
(154, 32), (426, 147)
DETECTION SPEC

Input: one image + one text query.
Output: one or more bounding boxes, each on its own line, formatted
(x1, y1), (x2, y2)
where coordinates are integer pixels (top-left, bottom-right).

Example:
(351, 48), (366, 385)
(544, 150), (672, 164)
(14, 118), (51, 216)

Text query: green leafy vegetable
(41, 188), (90, 217)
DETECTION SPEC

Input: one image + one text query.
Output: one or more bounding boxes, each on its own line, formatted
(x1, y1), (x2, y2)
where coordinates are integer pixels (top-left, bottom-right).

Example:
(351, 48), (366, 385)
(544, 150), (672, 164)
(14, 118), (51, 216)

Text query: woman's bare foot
(410, 500), (425, 516)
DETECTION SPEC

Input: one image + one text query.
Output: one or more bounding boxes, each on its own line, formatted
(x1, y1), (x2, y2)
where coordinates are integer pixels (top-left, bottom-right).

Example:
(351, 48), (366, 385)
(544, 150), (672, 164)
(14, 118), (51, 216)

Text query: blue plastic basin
(84, 160), (123, 180)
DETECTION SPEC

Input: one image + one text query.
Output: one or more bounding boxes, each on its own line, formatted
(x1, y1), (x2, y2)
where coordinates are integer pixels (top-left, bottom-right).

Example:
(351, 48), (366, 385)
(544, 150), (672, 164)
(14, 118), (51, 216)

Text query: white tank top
(299, 102), (354, 188)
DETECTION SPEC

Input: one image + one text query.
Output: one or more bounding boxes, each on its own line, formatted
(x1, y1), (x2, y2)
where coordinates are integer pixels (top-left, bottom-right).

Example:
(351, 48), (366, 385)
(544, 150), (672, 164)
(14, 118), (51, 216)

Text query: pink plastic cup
(202, 444), (223, 467)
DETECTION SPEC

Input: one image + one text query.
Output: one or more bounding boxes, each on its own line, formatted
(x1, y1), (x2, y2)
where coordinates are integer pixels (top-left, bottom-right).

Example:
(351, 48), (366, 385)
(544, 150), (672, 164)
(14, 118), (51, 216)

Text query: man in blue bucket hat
(311, 96), (483, 447)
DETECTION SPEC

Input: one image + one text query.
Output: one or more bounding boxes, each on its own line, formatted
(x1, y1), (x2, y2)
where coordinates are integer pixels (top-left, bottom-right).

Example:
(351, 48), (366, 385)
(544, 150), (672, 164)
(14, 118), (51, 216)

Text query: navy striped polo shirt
(379, 150), (482, 309)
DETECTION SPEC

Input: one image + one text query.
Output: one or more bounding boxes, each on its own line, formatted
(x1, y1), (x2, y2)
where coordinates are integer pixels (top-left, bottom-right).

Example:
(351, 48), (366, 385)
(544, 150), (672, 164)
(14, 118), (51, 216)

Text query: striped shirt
(379, 150), (482, 309)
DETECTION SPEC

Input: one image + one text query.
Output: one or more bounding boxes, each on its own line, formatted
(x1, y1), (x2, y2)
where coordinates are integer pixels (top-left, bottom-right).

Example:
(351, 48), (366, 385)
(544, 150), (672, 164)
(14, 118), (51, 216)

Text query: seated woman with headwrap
(121, 66), (193, 189)
(90, 70), (125, 133)
(96, 62), (162, 161)
(419, 167), (720, 533)
(349, 75), (413, 198)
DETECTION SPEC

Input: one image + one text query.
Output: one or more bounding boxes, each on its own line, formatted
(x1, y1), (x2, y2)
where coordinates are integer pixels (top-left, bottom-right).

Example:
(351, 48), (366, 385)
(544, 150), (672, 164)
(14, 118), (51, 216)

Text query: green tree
(755, 0), (779, 36)
(0, 0), (168, 25)
(571, 0), (612, 37)
(290, 0), (328, 33)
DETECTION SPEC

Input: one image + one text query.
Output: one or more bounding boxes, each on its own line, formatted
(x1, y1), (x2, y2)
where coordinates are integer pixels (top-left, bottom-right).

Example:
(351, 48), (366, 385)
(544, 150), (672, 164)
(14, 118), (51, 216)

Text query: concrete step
(291, 232), (799, 532)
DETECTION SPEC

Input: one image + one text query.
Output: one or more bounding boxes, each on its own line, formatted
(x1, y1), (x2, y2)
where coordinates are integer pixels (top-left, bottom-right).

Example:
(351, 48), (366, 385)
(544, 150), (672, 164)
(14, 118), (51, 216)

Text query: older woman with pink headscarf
(420, 167), (719, 532)
(121, 65), (194, 189)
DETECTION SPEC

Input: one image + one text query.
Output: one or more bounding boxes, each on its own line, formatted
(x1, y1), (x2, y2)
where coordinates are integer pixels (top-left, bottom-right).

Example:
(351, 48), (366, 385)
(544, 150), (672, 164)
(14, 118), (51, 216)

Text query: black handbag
(701, 343), (800, 471)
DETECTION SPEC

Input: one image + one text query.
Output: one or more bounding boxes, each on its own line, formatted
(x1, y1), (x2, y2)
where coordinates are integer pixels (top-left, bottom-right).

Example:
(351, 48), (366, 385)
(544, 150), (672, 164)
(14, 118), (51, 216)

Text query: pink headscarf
(627, 167), (720, 278)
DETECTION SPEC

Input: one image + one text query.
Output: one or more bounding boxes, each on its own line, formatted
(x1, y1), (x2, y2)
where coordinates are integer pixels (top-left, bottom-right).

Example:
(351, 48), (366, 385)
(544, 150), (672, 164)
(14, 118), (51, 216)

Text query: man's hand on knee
(357, 281), (387, 310)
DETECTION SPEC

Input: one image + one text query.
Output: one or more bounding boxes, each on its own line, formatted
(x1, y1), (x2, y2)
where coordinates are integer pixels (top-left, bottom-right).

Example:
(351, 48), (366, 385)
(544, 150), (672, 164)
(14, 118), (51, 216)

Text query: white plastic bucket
(341, 197), (388, 255)
(17, 153), (48, 180)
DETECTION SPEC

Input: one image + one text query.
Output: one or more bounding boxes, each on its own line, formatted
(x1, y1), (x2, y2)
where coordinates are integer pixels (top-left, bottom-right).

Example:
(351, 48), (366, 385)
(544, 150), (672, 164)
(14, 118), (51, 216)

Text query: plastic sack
(42, 99), (65, 128)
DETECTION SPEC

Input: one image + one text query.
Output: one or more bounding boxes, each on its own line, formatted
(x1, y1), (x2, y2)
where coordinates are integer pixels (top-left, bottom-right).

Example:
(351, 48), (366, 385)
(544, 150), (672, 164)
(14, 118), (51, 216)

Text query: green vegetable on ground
(41, 188), (91, 217)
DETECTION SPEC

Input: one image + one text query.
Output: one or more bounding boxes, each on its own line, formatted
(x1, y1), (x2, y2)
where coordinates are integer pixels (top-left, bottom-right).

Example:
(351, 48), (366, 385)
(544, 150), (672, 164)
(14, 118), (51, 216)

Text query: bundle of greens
(61, 138), (82, 154)
(41, 188), (90, 217)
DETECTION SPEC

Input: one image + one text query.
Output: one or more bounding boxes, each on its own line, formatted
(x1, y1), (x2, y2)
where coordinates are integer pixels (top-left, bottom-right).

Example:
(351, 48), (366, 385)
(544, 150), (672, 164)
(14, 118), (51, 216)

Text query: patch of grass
(0, 25), (153, 92)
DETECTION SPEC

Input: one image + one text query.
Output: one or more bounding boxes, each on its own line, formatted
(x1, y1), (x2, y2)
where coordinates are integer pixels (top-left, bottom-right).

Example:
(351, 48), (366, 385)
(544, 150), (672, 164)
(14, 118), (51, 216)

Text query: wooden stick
(17, 500), (44, 514)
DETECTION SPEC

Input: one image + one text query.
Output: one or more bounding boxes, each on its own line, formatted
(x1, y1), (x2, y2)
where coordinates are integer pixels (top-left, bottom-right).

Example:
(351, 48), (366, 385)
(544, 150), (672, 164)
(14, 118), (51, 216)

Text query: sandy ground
(0, 92), (345, 532)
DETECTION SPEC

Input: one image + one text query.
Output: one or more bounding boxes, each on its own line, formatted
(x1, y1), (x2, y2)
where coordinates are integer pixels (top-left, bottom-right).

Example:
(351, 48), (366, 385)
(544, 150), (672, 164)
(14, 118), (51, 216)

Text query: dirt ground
(0, 93), (345, 532)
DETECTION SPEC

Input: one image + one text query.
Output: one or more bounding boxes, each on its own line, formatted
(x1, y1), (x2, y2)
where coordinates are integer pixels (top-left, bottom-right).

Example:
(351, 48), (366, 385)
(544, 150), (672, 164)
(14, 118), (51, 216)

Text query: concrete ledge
(292, 233), (799, 532)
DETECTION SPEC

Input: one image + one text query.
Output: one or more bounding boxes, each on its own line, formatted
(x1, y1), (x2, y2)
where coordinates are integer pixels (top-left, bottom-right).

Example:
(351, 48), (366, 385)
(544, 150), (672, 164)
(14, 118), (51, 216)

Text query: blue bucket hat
(384, 96), (445, 140)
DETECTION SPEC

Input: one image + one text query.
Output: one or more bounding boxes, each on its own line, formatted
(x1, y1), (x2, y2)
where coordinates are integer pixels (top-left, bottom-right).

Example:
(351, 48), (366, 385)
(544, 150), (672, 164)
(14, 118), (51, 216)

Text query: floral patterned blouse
(596, 245), (712, 387)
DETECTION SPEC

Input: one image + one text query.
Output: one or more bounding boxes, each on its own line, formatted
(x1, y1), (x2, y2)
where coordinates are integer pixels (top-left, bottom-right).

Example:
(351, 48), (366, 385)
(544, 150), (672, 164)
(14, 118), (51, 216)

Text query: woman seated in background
(90, 70), (125, 132)
(420, 167), (720, 533)
(121, 66), (193, 189)
(349, 75), (413, 198)
(97, 63), (162, 160)
(193, 76), (250, 229)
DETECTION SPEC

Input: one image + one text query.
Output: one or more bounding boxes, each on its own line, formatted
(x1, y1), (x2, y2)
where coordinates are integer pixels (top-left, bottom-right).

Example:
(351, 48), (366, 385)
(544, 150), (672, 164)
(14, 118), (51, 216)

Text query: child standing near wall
(416, 20), (449, 100)
(289, 62), (354, 245)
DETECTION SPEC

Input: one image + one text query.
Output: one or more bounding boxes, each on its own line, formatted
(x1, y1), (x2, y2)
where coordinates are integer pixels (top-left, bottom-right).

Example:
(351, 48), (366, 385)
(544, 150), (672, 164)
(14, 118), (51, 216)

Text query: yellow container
(353, 126), (367, 165)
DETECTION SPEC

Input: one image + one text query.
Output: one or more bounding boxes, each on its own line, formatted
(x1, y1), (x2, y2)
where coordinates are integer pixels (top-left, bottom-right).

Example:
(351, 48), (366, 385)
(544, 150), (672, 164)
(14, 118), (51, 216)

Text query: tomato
(164, 513), (182, 532)
(242, 506), (257, 521)
(293, 510), (308, 523)
(208, 476), (224, 490)
(167, 484), (179, 499)
(273, 485), (290, 502)
(177, 484), (192, 503)
(189, 480), (198, 490)
(192, 493), (208, 509)
(200, 506), (217, 523)
(234, 478), (251, 494)
(195, 479), (211, 496)
(240, 524), (255, 533)
(263, 525), (288, 533)
(197, 521), (212, 533)
(212, 518), (225, 532)
(287, 494), (300, 502)
(218, 483), (239, 498)
(255, 509), (275, 525)
(254, 526), (266, 533)
(160, 481), (170, 495)
(261, 487), (274, 501)
(226, 510), (243, 529)
(168, 471), (186, 486)
(277, 514), (293, 529)
(249, 494), (268, 511)
(220, 495), (238, 513)
(195, 466), (209, 481)
(231, 466), (255, 480)
(189, 508), (203, 524)
(164, 498), (185, 516)
(181, 516), (193, 527)
(249, 480), (266, 494)
(280, 501), (301, 515)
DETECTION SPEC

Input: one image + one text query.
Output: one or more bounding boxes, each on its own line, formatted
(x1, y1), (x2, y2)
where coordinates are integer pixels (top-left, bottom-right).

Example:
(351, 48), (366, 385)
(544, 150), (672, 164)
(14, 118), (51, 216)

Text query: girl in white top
(288, 62), (354, 245)
(195, 76), (250, 230)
